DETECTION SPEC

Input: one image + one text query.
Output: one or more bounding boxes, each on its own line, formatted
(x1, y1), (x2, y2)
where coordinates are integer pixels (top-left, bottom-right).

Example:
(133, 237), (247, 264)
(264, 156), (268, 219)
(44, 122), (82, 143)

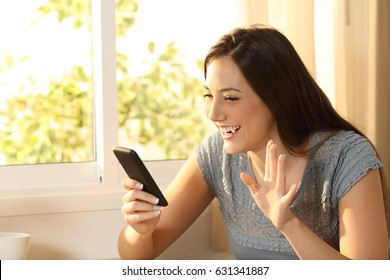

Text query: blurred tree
(0, 0), (207, 164)
(0, 65), (92, 164)
(117, 42), (207, 158)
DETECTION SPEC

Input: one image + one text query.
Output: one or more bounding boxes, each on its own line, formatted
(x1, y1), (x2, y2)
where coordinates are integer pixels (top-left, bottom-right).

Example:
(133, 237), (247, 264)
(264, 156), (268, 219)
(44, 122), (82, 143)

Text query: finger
(122, 189), (160, 205)
(275, 154), (286, 193)
(264, 140), (273, 181)
(281, 184), (299, 206)
(124, 210), (161, 225)
(240, 172), (259, 194)
(268, 143), (278, 181)
(122, 178), (143, 191)
(121, 200), (161, 215)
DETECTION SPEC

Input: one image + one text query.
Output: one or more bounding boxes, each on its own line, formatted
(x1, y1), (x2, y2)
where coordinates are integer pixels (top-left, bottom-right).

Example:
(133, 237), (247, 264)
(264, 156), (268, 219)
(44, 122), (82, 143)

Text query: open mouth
(221, 126), (241, 137)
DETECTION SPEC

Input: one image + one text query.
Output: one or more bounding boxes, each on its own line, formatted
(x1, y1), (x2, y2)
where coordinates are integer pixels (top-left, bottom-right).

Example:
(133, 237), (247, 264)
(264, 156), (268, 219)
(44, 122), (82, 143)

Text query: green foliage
(118, 42), (207, 158)
(33, 0), (138, 37)
(115, 0), (138, 37)
(34, 0), (90, 29)
(0, 66), (93, 164)
(0, 0), (207, 164)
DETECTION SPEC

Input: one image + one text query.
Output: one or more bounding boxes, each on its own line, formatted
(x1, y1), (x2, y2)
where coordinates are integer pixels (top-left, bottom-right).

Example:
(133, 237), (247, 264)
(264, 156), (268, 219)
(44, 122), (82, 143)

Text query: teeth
(222, 126), (240, 134)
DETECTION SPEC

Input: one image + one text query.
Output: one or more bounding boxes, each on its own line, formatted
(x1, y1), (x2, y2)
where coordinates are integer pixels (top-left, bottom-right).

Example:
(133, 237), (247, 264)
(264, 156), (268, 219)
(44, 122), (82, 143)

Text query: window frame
(0, 0), (186, 218)
(0, 0), (338, 222)
(0, 0), (120, 217)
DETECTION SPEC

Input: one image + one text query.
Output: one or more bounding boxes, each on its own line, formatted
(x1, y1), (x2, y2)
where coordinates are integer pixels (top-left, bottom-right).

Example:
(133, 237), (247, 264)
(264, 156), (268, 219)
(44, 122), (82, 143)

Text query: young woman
(118, 25), (389, 260)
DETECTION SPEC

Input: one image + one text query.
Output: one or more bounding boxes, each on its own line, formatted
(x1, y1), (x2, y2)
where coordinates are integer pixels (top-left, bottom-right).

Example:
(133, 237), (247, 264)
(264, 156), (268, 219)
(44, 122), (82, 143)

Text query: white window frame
(0, 0), (336, 220)
(0, 0), (185, 218)
(0, 0), (117, 217)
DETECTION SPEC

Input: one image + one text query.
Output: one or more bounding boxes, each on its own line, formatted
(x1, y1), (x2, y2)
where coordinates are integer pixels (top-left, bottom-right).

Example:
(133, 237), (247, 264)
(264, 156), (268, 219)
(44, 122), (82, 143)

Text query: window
(0, 0), (338, 218)
(0, 0), (119, 217)
(116, 0), (220, 161)
(0, 0), (94, 166)
(0, 0), (223, 216)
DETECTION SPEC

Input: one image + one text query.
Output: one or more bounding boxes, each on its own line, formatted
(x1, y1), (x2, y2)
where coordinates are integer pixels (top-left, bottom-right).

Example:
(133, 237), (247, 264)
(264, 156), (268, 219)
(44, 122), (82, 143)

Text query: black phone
(113, 146), (168, 207)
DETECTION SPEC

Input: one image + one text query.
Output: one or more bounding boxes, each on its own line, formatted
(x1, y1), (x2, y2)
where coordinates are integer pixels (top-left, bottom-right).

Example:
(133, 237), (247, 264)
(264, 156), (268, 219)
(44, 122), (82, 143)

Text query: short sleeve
(195, 132), (224, 195)
(332, 132), (383, 201)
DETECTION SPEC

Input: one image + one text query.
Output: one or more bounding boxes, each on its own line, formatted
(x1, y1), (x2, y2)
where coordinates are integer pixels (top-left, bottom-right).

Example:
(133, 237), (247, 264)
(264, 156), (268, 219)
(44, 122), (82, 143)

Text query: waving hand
(240, 140), (299, 230)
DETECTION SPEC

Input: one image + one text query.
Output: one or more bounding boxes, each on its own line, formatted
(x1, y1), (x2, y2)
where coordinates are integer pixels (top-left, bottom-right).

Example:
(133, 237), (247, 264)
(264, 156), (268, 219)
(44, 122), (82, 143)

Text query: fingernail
(135, 182), (143, 189)
(150, 197), (159, 204)
(153, 205), (161, 211)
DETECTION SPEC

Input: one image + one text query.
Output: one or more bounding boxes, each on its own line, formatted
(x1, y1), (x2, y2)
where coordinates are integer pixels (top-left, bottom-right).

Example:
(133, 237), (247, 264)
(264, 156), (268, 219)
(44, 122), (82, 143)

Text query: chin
(223, 143), (244, 155)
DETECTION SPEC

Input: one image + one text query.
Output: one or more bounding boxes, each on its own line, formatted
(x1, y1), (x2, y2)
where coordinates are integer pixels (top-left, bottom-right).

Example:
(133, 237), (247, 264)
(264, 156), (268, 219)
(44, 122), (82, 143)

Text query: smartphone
(113, 146), (168, 207)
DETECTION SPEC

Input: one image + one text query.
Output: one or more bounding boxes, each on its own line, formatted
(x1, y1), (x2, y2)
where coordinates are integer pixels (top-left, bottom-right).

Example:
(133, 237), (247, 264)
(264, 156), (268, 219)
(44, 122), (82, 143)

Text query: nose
(206, 100), (226, 122)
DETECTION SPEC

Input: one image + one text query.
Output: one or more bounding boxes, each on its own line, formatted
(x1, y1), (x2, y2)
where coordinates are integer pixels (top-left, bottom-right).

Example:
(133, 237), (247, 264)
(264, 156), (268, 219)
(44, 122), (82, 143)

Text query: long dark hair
(205, 25), (389, 235)
(204, 25), (363, 156)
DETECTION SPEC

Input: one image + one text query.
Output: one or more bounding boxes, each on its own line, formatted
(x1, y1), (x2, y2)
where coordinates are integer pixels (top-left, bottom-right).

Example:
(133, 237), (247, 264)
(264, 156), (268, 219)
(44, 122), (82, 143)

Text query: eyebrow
(203, 85), (242, 94)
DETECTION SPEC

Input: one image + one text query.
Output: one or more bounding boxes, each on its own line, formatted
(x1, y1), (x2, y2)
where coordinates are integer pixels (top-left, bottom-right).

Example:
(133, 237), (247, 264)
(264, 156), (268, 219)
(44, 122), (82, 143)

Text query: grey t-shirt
(196, 130), (383, 259)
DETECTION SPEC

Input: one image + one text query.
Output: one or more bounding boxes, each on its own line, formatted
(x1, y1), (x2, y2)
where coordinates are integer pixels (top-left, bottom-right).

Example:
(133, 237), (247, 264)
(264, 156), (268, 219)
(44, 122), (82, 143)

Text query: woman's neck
(247, 140), (308, 186)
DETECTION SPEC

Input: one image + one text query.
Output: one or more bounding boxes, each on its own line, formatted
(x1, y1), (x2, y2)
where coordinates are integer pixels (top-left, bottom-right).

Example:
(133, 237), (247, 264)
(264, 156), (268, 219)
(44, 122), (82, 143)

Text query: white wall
(0, 159), (235, 260)
(0, 202), (235, 260)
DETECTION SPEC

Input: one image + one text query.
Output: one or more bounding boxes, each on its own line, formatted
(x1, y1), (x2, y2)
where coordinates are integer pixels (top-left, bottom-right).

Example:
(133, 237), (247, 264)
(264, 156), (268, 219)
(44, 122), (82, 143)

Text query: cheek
(243, 105), (261, 119)
(248, 106), (274, 129)
(203, 103), (211, 117)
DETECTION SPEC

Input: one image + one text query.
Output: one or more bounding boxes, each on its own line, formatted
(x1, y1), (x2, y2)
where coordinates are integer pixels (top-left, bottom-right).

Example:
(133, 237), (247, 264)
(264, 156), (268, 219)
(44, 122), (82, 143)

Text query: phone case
(113, 146), (168, 207)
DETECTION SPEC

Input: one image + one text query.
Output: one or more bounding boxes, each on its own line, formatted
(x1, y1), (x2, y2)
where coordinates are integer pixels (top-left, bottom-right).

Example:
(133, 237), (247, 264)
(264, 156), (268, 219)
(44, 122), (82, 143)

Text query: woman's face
(204, 57), (278, 154)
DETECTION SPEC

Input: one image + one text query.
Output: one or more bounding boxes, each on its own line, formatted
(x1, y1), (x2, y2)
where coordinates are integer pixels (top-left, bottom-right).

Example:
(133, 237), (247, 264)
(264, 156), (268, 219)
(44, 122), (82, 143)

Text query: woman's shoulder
(311, 130), (374, 155)
(311, 130), (363, 144)
(330, 130), (367, 143)
(309, 130), (383, 185)
(196, 131), (225, 169)
(197, 131), (223, 155)
(196, 131), (244, 170)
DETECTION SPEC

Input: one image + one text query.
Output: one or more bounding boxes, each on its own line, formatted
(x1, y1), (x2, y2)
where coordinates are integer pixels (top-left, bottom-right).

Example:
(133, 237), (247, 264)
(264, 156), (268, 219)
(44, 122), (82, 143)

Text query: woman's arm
(118, 153), (215, 259)
(241, 142), (388, 259)
(338, 169), (388, 259)
(280, 169), (388, 259)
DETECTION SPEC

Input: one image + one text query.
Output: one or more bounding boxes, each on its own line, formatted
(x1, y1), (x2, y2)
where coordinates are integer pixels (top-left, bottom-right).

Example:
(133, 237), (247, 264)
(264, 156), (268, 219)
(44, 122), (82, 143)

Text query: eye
(225, 96), (239, 102)
(203, 93), (213, 99)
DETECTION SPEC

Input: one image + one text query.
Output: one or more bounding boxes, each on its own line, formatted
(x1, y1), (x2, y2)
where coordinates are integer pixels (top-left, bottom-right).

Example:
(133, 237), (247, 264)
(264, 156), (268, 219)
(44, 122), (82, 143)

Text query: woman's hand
(240, 140), (299, 230)
(121, 178), (162, 236)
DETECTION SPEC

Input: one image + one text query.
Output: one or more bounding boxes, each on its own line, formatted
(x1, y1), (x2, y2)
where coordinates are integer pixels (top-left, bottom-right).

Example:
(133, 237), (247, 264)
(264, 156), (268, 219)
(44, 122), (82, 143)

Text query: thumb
(240, 172), (259, 194)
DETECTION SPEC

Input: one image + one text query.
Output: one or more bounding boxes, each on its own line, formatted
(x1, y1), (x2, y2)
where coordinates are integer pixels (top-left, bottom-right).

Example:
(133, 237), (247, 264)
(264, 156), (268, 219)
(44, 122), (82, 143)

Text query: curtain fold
(334, 0), (390, 234)
(376, 0), (390, 234)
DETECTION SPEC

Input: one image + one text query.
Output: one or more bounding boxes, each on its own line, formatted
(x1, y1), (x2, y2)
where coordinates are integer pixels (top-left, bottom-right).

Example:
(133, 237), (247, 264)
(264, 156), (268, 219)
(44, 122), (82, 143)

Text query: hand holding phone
(113, 146), (168, 207)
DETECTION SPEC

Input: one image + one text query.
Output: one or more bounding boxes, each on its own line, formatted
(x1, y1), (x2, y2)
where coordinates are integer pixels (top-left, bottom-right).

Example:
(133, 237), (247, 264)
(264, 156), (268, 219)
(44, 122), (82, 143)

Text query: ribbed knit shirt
(196, 130), (383, 259)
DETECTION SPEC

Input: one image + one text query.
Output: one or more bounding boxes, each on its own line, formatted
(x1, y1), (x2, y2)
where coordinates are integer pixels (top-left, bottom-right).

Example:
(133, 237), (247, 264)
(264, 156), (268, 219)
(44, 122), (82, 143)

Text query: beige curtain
(334, 0), (390, 233)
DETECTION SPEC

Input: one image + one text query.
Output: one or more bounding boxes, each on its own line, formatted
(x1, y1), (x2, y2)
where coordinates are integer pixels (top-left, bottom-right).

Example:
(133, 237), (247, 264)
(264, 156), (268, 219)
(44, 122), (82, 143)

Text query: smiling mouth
(220, 126), (241, 137)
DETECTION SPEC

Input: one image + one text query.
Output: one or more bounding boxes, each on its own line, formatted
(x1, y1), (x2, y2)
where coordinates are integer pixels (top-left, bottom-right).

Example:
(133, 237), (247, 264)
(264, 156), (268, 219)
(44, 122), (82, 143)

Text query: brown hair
(205, 25), (389, 236)
(204, 25), (363, 156)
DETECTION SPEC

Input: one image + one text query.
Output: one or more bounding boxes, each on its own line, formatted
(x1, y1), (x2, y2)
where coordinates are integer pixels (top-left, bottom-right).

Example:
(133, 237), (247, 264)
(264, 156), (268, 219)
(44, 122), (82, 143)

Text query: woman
(118, 25), (388, 259)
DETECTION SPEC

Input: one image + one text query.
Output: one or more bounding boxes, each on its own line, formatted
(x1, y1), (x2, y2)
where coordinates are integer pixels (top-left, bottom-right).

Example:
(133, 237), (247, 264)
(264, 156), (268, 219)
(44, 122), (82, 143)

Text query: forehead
(206, 57), (244, 82)
(206, 56), (238, 74)
(205, 57), (251, 91)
